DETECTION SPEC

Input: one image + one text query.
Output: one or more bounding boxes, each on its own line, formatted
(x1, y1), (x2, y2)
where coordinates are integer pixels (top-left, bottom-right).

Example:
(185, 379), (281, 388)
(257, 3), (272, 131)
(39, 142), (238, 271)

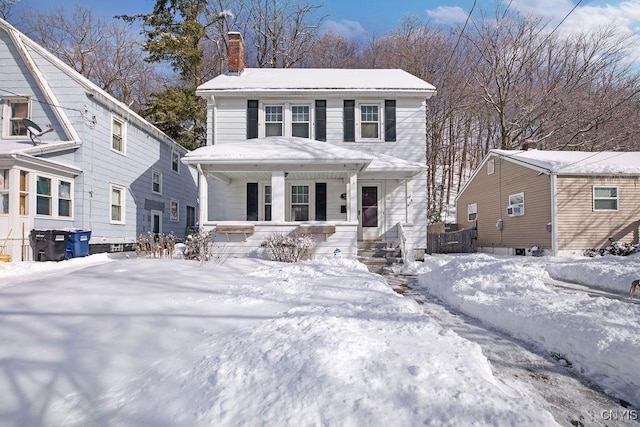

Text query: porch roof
(182, 137), (374, 172)
(182, 137), (426, 178)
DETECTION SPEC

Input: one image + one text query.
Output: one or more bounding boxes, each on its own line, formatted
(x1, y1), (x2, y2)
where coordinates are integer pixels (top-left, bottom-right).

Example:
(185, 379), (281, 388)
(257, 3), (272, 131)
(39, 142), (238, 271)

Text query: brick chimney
(227, 32), (244, 75)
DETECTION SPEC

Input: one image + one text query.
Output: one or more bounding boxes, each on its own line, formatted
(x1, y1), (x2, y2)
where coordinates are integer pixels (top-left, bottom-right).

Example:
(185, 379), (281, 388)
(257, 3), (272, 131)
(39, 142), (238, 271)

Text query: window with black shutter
(315, 183), (327, 221)
(246, 183), (258, 220)
(247, 100), (259, 139)
(385, 100), (396, 142)
(315, 100), (326, 141)
(343, 100), (355, 142)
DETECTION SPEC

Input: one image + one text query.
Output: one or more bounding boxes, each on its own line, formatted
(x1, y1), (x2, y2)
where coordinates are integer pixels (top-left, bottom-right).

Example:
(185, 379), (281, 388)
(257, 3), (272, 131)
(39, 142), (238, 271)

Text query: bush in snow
(261, 232), (315, 262)
(583, 238), (639, 257)
(134, 231), (176, 258)
(183, 228), (215, 262)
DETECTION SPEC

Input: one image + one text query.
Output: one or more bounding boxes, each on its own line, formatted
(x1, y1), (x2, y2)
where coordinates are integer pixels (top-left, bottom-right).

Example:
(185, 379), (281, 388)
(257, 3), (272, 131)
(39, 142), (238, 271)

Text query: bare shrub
(183, 228), (214, 262)
(261, 232), (315, 263)
(134, 231), (176, 258)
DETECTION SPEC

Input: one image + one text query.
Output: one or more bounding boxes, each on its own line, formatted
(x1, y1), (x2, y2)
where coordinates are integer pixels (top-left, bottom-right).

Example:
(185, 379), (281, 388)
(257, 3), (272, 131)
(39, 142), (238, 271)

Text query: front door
(358, 183), (383, 240)
(151, 210), (162, 236)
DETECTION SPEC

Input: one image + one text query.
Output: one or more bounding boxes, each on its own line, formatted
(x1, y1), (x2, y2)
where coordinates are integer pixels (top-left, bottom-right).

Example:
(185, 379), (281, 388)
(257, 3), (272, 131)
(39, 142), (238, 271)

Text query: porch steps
(357, 241), (403, 274)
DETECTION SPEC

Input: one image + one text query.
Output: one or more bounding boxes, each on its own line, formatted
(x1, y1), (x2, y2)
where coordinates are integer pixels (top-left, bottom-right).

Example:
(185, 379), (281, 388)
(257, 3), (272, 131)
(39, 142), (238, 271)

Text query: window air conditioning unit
(507, 205), (524, 216)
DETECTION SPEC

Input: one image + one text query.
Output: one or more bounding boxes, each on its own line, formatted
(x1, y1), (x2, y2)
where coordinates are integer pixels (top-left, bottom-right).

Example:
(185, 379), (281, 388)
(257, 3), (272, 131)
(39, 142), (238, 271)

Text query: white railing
(398, 222), (415, 264)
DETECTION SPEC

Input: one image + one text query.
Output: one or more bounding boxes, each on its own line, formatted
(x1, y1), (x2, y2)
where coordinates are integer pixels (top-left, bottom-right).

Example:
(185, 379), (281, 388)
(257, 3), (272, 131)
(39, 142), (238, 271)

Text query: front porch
(182, 137), (424, 261)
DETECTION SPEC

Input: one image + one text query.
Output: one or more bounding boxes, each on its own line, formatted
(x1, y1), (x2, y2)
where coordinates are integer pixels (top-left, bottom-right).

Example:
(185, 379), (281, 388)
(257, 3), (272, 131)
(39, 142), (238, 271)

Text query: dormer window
(3, 97), (30, 138)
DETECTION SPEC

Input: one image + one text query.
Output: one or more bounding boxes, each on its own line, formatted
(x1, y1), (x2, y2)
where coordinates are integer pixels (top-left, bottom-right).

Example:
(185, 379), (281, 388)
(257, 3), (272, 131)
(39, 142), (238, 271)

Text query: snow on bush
(261, 232), (315, 262)
(183, 228), (214, 261)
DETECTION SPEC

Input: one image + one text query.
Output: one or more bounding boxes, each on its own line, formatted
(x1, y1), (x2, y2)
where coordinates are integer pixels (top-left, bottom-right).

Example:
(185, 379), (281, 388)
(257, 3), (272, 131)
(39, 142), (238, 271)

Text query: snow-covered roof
(491, 149), (640, 175)
(183, 137), (373, 171)
(182, 137), (424, 177)
(197, 68), (436, 95)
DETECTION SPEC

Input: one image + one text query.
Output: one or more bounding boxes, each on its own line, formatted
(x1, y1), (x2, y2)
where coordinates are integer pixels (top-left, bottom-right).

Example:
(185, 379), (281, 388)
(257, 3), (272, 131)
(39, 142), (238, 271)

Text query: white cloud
(321, 19), (369, 41)
(426, 6), (470, 25)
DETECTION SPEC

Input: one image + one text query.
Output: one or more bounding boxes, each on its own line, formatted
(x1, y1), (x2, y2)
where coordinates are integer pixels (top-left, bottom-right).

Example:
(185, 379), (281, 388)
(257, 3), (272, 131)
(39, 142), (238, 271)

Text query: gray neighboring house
(0, 19), (197, 261)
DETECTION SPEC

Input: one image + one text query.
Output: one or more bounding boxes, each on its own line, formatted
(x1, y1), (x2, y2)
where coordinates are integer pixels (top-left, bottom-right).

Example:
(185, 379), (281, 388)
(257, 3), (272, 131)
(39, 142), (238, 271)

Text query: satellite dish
(22, 118), (54, 145)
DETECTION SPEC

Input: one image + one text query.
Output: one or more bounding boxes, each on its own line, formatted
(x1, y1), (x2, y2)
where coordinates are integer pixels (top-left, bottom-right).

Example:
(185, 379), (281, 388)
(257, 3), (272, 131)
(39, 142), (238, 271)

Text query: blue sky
(13, 0), (640, 39)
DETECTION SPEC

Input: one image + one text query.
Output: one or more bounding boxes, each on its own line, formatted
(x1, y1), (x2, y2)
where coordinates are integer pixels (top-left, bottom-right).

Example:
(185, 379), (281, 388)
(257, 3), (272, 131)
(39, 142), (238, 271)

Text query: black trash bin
(30, 229), (70, 261)
(65, 230), (91, 259)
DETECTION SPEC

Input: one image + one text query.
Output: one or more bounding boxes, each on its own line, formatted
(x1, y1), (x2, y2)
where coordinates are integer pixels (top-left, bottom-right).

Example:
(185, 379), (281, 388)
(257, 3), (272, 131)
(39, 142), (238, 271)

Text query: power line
(0, 87), (86, 113)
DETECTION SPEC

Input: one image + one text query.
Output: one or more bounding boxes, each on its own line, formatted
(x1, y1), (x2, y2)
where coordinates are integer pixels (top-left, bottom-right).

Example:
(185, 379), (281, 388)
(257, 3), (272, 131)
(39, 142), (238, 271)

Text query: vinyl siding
(2, 32), (198, 247)
(456, 156), (552, 250)
(208, 94), (427, 246)
(555, 175), (640, 251)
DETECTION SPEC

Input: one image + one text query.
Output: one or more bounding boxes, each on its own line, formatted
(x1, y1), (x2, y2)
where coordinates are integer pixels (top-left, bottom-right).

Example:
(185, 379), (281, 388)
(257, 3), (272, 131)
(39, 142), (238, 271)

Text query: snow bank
(545, 254), (640, 293)
(418, 254), (640, 407)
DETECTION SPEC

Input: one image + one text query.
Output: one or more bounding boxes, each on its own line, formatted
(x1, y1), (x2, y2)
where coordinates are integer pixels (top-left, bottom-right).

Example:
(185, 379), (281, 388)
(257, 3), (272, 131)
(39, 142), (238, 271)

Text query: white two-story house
(183, 32), (436, 259)
(0, 18), (197, 261)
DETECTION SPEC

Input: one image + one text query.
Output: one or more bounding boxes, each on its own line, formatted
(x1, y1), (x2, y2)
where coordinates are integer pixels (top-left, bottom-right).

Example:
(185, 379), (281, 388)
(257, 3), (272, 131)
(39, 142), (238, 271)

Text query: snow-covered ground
(409, 253), (640, 414)
(0, 251), (638, 425)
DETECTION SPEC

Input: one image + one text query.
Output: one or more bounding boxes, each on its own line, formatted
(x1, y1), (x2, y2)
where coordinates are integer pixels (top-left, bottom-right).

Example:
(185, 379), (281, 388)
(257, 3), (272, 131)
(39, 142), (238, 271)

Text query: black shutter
(247, 100), (259, 139)
(315, 100), (326, 141)
(343, 100), (355, 142)
(315, 182), (327, 221)
(246, 183), (258, 221)
(385, 100), (396, 142)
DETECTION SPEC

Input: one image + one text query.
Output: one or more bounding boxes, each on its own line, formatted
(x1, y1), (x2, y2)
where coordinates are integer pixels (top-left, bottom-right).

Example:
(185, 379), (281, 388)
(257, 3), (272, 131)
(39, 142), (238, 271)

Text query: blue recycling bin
(65, 230), (91, 259)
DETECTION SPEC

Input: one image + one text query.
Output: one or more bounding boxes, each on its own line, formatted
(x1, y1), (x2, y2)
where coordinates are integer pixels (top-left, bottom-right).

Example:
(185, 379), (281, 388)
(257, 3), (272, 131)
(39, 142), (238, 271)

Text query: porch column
(197, 165), (208, 225)
(347, 173), (358, 222)
(272, 171), (285, 221)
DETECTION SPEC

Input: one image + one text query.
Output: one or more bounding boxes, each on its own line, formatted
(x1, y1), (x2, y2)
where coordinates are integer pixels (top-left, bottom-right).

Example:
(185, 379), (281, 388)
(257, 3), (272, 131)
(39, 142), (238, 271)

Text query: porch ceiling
(205, 170), (352, 181)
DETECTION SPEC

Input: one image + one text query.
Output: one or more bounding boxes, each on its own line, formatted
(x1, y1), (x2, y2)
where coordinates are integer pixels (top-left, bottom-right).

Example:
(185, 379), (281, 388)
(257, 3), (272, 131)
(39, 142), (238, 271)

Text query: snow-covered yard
(0, 251), (638, 425)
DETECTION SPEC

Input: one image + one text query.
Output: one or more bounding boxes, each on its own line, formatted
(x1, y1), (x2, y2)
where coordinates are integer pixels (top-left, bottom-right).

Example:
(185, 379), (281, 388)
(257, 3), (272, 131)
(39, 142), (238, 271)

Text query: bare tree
(247, 0), (325, 68)
(305, 32), (359, 68)
(22, 4), (165, 111)
(0, 0), (20, 20)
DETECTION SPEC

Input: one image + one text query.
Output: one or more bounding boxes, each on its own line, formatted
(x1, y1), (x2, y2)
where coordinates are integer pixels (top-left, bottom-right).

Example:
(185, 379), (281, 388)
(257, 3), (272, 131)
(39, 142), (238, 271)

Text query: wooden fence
(426, 227), (477, 254)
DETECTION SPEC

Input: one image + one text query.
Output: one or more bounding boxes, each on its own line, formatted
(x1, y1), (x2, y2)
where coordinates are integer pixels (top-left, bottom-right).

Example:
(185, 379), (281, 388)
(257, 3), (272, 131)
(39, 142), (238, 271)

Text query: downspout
(550, 173), (558, 256)
(8, 28), (81, 145)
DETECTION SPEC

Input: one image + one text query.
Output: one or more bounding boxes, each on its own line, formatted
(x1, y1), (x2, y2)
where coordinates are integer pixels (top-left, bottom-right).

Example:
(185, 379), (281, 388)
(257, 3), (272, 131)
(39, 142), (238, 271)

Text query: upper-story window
(248, 102), (322, 140)
(111, 116), (126, 154)
(152, 169), (162, 194)
(171, 150), (180, 173)
(291, 105), (310, 138)
(3, 97), (30, 138)
(265, 105), (283, 137)
(344, 100), (396, 142)
(359, 104), (380, 139)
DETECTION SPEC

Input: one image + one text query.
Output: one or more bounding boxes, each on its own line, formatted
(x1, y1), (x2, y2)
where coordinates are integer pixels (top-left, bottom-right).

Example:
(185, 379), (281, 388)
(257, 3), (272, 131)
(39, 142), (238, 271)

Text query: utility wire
(0, 87), (86, 113)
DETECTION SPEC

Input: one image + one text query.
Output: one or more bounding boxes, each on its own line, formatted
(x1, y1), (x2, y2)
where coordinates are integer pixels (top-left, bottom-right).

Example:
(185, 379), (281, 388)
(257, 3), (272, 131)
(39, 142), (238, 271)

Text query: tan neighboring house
(455, 149), (640, 256)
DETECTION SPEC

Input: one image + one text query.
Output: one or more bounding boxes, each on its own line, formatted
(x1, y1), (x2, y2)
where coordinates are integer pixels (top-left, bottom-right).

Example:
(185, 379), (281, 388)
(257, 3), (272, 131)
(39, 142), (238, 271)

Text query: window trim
(0, 169), (8, 215)
(291, 104), (311, 138)
(171, 150), (180, 174)
(110, 115), (126, 155)
(507, 192), (525, 217)
(152, 169), (162, 195)
(110, 183), (126, 224)
(467, 203), (477, 222)
(264, 104), (284, 137)
(33, 174), (73, 219)
(58, 179), (72, 218)
(3, 97), (31, 138)
(357, 102), (381, 141)
(289, 182), (313, 222)
(593, 186), (618, 211)
(170, 199), (179, 222)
